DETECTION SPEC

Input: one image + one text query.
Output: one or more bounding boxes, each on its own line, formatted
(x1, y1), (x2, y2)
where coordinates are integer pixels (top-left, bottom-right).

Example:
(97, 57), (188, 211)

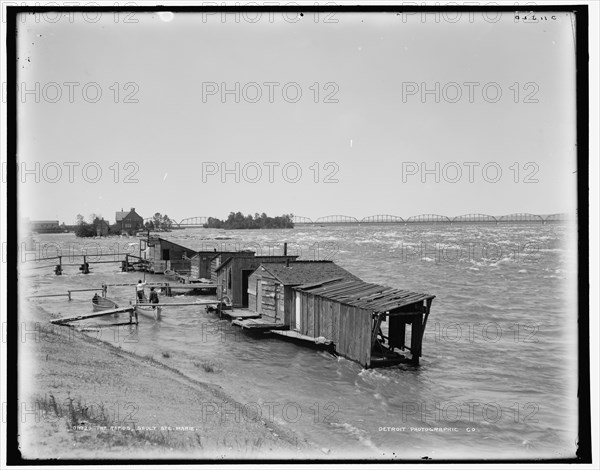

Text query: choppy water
(20, 223), (579, 459)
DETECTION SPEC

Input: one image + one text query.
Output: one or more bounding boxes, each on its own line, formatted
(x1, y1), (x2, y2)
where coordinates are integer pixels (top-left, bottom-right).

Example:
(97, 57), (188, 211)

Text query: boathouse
(246, 261), (360, 325)
(215, 255), (299, 307)
(209, 251), (256, 284)
(290, 278), (435, 367)
(145, 237), (198, 273)
(189, 251), (249, 281)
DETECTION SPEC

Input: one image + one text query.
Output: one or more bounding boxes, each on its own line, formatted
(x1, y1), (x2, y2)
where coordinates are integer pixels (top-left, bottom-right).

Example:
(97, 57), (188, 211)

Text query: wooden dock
(223, 309), (261, 320)
(270, 330), (332, 345)
(231, 318), (288, 331)
(134, 301), (221, 307)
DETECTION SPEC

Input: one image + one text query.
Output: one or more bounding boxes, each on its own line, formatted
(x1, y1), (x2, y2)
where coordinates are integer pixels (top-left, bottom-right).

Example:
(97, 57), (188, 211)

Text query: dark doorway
(162, 249), (170, 260)
(241, 270), (253, 307)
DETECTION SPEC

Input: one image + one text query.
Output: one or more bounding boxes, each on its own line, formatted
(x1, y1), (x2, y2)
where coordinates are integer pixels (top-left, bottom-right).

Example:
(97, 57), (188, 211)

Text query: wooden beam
(50, 307), (134, 324)
(70, 321), (137, 330)
(67, 288), (106, 293)
(163, 284), (217, 289)
(410, 316), (423, 364)
(134, 301), (221, 307)
(370, 313), (383, 351)
(27, 293), (71, 299)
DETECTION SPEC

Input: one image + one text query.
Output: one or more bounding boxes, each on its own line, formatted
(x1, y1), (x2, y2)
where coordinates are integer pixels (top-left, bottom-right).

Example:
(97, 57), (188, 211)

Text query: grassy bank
(18, 305), (310, 460)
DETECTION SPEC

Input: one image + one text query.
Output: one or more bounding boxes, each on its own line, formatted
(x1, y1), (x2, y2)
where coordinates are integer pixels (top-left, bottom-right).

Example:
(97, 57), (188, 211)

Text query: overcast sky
(16, 10), (578, 224)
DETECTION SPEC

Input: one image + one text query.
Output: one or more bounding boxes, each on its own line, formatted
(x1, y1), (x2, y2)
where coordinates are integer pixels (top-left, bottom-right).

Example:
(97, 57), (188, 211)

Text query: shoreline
(18, 303), (317, 460)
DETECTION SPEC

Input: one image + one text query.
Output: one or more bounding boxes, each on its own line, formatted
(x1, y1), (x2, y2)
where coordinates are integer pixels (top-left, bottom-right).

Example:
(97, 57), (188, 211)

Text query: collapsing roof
(294, 278), (435, 314)
(259, 261), (360, 286)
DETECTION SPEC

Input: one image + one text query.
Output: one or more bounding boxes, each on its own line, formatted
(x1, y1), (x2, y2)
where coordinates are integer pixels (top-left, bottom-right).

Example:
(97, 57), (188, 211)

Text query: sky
(15, 9), (578, 224)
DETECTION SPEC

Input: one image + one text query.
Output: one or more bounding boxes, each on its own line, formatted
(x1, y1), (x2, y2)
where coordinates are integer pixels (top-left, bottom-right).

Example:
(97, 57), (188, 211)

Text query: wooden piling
(410, 315), (423, 365)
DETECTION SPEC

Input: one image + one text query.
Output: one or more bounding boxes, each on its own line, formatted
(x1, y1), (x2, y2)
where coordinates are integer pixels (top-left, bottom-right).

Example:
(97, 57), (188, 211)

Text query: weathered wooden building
(215, 255), (298, 307)
(145, 237), (197, 273)
(189, 251), (248, 281)
(291, 279), (435, 367)
(208, 251), (261, 284)
(247, 261), (360, 325)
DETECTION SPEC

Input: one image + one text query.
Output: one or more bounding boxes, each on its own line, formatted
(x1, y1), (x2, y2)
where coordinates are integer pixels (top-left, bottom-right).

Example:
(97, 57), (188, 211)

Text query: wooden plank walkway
(135, 301), (221, 307)
(231, 318), (288, 330)
(164, 284), (217, 290)
(222, 309), (261, 320)
(270, 330), (332, 345)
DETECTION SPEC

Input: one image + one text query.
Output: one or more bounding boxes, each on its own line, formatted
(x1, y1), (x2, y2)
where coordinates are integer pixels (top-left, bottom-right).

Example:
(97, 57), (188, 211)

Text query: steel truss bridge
(143, 216), (211, 228)
(143, 213), (569, 228)
(291, 213), (569, 225)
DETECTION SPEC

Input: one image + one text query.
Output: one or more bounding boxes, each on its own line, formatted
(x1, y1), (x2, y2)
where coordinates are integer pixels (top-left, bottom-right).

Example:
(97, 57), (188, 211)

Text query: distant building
(95, 218), (110, 236)
(115, 207), (144, 235)
(29, 220), (61, 233)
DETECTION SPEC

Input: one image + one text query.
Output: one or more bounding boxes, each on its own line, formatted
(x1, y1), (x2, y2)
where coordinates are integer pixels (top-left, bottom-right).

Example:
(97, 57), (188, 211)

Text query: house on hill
(115, 208), (144, 235)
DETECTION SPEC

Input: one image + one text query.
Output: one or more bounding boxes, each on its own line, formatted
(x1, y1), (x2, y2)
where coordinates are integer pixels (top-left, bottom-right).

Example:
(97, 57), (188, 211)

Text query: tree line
(74, 212), (175, 237)
(203, 212), (294, 229)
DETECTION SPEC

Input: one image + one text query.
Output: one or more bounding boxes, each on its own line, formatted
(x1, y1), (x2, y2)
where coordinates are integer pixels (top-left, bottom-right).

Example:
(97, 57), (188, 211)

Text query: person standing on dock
(149, 287), (159, 306)
(136, 279), (147, 301)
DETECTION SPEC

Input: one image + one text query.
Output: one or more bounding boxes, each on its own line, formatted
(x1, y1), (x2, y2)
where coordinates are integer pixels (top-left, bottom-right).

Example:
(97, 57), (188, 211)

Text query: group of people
(136, 280), (159, 305)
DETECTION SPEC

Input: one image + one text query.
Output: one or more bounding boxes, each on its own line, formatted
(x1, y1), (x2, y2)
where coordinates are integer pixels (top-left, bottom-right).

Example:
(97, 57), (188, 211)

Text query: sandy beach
(18, 304), (314, 460)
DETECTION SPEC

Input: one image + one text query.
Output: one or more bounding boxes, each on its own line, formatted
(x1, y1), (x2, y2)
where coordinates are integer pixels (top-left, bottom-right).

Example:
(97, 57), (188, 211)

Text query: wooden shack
(246, 261), (360, 326)
(145, 237), (197, 274)
(190, 251), (247, 281)
(291, 279), (435, 367)
(215, 255), (299, 307)
(190, 252), (218, 280)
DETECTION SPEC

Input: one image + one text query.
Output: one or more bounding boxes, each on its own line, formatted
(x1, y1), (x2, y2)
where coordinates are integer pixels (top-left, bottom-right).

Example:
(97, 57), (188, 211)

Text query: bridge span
(144, 213), (569, 229)
(293, 213), (569, 225)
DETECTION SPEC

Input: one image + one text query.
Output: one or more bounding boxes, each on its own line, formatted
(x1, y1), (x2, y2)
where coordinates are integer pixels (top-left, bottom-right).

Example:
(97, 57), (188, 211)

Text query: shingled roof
(259, 261), (360, 286)
(115, 211), (129, 222)
(294, 278), (435, 314)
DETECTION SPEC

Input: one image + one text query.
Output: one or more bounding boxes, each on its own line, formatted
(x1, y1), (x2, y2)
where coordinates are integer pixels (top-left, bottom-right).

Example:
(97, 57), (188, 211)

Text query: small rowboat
(135, 304), (162, 321)
(92, 296), (119, 311)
